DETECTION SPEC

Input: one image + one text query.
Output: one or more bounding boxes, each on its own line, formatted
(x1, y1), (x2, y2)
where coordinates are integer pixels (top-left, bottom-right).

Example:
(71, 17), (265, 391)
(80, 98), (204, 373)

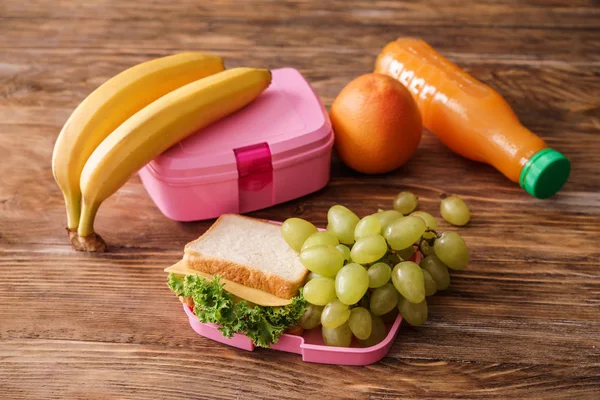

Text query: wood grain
(1, 0), (599, 399)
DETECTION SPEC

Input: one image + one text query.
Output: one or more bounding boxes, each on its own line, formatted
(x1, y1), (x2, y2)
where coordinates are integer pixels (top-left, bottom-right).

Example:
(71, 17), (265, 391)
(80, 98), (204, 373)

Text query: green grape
(440, 196), (470, 226)
(378, 251), (401, 266)
(410, 211), (438, 231)
(348, 307), (372, 340)
(327, 205), (360, 245)
(434, 231), (469, 270)
(396, 246), (415, 261)
(384, 216), (426, 250)
(336, 244), (351, 261)
(303, 277), (337, 306)
(358, 315), (387, 348)
(281, 218), (318, 252)
(410, 211), (438, 239)
(301, 231), (339, 251)
(354, 215), (381, 239)
(391, 261), (425, 304)
(370, 283), (400, 316)
(420, 240), (435, 256)
(381, 307), (399, 323)
(398, 297), (428, 326)
(367, 262), (392, 288)
(305, 271), (322, 283)
(321, 299), (351, 329)
(298, 303), (323, 329)
(335, 263), (369, 305)
(393, 191), (418, 214)
(422, 269), (437, 296)
(322, 322), (353, 347)
(373, 210), (403, 231)
(350, 234), (388, 264)
(300, 245), (345, 277)
(358, 292), (371, 309)
(419, 255), (450, 290)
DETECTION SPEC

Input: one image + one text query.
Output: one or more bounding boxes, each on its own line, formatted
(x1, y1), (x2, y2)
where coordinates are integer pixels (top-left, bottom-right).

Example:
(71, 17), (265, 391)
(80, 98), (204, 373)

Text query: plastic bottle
(375, 37), (570, 198)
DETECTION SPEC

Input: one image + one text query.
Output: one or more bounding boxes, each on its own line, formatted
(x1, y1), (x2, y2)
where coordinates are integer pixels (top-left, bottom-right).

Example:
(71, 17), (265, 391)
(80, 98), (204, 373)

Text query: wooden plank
(1, 249), (598, 366)
(0, 124), (598, 248)
(2, 49), (600, 110)
(1, 339), (599, 400)
(0, 17), (599, 62)
(2, 0), (599, 28)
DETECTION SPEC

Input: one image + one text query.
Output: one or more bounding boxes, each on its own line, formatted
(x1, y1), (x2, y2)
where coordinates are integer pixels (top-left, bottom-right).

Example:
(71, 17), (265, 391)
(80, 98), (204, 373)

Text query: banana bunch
(52, 53), (272, 251)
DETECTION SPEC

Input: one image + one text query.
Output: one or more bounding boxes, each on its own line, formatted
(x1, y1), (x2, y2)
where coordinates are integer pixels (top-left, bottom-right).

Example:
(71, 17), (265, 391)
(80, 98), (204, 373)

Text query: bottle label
(380, 54), (450, 105)
(380, 51), (490, 103)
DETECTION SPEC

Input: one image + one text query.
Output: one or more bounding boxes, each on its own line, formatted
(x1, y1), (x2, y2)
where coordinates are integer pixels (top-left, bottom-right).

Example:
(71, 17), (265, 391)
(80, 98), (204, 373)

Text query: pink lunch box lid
(145, 67), (332, 183)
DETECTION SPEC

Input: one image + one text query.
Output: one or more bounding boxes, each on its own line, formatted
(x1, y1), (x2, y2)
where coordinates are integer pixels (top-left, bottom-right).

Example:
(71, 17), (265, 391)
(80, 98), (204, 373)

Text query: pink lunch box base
(183, 304), (402, 366)
(139, 135), (332, 222)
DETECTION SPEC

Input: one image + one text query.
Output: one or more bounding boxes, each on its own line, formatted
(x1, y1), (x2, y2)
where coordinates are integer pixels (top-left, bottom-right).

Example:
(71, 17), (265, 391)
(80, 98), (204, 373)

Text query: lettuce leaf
(167, 273), (306, 348)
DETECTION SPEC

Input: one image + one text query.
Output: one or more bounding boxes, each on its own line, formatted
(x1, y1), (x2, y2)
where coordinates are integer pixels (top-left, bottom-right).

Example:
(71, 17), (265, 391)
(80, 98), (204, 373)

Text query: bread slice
(183, 214), (308, 299)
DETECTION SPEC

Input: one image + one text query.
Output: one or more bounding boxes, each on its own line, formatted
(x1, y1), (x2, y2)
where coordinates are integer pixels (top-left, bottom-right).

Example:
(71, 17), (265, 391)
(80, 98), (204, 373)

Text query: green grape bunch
(281, 192), (471, 348)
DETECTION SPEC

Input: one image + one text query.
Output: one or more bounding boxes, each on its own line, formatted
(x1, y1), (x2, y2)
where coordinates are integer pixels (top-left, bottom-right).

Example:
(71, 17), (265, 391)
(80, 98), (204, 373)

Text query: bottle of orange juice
(375, 38), (570, 199)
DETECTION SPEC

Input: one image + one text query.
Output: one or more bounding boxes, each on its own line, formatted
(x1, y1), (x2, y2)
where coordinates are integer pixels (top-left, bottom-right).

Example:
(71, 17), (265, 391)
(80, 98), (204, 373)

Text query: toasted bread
(183, 214), (308, 299)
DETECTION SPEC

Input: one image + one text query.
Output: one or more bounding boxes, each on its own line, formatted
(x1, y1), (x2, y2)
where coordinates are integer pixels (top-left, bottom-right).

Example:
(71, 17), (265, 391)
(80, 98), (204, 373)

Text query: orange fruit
(330, 73), (422, 174)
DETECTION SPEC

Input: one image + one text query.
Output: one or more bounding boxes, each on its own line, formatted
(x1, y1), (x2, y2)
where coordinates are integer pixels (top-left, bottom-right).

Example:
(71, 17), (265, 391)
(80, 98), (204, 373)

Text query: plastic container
(375, 38), (570, 199)
(139, 68), (334, 221)
(182, 303), (402, 366)
(176, 223), (416, 366)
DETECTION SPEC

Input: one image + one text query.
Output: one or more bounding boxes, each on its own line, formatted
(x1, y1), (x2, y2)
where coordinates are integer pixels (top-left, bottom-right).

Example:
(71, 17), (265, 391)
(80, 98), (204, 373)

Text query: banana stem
(78, 200), (99, 237)
(74, 200), (106, 252)
(64, 193), (81, 231)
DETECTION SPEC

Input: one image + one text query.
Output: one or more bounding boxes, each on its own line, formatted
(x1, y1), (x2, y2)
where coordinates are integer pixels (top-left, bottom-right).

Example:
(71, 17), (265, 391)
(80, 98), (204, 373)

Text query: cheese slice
(164, 260), (292, 307)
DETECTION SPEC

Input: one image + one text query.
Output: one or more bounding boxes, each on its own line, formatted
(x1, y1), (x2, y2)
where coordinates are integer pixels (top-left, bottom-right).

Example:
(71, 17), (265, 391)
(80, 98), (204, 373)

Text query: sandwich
(166, 214), (308, 347)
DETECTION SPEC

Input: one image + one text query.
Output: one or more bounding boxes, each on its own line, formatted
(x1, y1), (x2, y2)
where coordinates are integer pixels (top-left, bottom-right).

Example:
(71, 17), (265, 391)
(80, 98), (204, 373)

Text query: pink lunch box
(139, 68), (334, 221)
(177, 227), (418, 366)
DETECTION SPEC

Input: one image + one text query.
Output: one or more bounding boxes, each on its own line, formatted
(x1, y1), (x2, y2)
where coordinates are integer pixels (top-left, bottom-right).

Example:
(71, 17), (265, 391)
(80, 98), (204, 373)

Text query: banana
(52, 53), (225, 247)
(76, 67), (272, 251)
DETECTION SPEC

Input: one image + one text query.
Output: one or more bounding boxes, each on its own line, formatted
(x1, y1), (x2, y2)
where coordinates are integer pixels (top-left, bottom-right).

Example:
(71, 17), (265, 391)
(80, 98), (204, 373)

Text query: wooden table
(1, 1), (599, 398)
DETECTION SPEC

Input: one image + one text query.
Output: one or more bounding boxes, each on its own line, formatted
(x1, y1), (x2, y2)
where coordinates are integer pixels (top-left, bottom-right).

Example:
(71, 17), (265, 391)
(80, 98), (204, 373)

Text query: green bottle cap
(520, 148), (570, 199)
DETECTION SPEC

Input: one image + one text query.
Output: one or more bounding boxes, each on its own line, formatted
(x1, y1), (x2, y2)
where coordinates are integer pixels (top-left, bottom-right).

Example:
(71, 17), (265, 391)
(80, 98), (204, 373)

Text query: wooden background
(1, 1), (599, 399)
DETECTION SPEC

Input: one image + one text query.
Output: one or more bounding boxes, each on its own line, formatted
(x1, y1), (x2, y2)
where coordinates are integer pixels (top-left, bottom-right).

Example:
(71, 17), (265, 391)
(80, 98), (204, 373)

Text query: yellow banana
(77, 67), (272, 251)
(51, 53), (225, 246)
